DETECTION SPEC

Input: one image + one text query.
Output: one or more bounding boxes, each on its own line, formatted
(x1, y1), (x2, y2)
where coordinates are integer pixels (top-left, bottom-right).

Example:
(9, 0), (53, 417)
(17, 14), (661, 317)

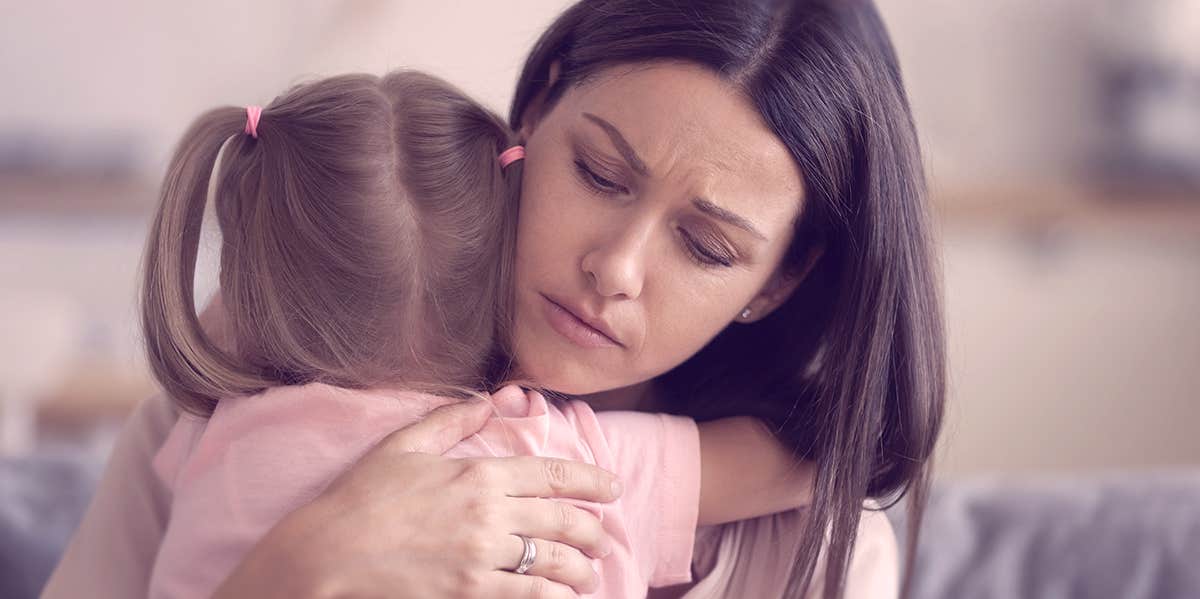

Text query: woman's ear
(517, 60), (562, 142)
(738, 245), (824, 323)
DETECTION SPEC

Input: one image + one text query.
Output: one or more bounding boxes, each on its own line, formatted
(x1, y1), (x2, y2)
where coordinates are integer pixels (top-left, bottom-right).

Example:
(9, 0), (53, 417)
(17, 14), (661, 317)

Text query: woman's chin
(510, 322), (666, 399)
(515, 358), (622, 397)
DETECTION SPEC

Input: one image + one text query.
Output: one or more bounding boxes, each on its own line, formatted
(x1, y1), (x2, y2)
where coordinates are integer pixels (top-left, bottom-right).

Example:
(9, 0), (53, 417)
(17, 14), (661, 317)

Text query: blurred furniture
(1092, 0), (1200, 190)
(932, 184), (1200, 478)
(0, 293), (84, 455)
(1, 450), (103, 599)
(1, 173), (174, 452)
(891, 470), (1200, 599)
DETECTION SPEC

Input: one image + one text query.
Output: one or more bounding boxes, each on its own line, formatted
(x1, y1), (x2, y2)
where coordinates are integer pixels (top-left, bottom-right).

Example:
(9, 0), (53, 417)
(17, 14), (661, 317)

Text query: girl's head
(505, 0), (945, 596)
(141, 71), (522, 417)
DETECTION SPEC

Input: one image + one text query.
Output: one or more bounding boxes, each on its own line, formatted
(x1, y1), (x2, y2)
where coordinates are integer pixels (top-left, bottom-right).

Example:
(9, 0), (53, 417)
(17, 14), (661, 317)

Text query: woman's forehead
(568, 63), (764, 147)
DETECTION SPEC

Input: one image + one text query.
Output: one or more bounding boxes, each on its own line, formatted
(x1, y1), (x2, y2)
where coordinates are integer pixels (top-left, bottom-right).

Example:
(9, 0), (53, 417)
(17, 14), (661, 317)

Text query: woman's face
(511, 61), (806, 396)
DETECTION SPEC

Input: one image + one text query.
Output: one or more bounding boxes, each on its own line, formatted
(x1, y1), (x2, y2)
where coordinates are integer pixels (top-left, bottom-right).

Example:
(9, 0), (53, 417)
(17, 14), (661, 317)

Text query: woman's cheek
(638, 309), (699, 371)
(661, 293), (744, 362)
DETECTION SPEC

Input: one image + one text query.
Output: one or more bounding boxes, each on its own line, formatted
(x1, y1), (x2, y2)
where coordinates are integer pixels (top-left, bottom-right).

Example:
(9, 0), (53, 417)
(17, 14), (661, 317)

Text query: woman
(43, 0), (943, 597)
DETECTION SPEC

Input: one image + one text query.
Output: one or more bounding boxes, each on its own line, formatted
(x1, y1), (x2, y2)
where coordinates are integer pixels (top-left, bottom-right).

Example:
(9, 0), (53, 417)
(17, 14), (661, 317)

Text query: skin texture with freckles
(510, 61), (808, 404)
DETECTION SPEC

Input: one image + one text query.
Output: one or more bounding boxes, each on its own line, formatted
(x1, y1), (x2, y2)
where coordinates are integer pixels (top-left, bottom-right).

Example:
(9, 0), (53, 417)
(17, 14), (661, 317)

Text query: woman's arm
(41, 393), (177, 599)
(696, 417), (814, 526)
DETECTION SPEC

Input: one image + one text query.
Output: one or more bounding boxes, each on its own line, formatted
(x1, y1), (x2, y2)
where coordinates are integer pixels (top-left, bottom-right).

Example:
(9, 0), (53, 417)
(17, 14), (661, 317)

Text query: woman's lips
(540, 294), (622, 349)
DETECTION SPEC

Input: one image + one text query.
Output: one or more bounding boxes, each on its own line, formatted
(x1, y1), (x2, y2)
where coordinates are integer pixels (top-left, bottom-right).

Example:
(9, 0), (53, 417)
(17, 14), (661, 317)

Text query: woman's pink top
(145, 383), (702, 599)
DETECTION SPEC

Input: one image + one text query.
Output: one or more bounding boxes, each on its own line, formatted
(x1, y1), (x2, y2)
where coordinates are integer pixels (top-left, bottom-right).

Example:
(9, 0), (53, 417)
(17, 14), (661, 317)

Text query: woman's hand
(212, 397), (623, 599)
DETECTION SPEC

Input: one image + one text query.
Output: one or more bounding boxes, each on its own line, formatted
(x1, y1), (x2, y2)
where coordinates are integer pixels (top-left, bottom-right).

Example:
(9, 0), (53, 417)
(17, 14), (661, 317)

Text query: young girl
(140, 70), (814, 598)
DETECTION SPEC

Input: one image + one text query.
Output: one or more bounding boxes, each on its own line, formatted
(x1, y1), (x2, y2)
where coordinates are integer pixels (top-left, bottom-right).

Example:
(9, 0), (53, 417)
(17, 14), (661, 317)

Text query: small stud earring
(740, 307), (752, 320)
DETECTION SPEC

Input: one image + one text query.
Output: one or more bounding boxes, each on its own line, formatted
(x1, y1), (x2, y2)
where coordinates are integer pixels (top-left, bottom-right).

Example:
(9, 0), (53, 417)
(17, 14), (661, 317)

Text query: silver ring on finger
(513, 534), (537, 575)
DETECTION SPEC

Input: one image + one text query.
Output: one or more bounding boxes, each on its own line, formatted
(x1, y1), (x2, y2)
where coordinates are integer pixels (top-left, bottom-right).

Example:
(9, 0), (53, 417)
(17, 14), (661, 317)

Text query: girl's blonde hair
(141, 70), (523, 417)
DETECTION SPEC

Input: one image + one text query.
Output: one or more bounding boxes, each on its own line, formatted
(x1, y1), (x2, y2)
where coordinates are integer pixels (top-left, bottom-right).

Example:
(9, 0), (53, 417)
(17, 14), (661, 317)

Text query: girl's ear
(517, 60), (562, 142)
(739, 245), (824, 323)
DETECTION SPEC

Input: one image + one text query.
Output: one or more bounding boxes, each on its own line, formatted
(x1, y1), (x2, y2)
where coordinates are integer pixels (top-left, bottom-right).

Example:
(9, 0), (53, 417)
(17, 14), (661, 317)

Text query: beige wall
(936, 223), (1200, 476)
(10, 0), (1197, 187)
(1, 1), (571, 176)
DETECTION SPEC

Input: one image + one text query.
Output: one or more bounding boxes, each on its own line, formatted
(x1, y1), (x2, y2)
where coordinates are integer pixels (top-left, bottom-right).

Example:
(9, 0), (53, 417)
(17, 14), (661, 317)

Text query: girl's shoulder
(198, 382), (471, 439)
(152, 383), (454, 492)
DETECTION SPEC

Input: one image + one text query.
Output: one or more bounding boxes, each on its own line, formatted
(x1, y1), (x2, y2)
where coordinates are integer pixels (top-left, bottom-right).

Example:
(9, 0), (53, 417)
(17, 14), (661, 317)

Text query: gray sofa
(2, 450), (103, 599)
(891, 470), (1200, 598)
(4, 451), (1198, 598)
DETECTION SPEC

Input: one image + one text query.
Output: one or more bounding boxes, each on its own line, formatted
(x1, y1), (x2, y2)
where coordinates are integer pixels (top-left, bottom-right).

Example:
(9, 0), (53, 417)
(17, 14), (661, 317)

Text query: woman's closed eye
(679, 228), (736, 268)
(573, 158), (628, 195)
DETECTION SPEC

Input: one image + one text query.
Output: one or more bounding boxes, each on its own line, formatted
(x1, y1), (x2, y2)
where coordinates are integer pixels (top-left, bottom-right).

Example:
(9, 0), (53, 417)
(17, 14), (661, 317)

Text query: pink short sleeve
(595, 410), (701, 587)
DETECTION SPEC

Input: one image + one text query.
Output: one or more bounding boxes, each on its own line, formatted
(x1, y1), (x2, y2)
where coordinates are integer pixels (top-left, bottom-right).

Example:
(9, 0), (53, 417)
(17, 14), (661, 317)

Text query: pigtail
(141, 107), (274, 416)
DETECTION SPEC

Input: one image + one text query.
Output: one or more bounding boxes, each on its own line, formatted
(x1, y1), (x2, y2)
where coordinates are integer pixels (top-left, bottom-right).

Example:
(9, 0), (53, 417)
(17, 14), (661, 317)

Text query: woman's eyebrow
(581, 112), (650, 176)
(692, 197), (767, 240)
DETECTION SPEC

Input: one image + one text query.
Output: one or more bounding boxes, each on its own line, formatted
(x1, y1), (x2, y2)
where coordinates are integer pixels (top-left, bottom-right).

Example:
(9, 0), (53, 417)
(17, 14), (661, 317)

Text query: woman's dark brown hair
(510, 0), (946, 597)
(141, 70), (522, 417)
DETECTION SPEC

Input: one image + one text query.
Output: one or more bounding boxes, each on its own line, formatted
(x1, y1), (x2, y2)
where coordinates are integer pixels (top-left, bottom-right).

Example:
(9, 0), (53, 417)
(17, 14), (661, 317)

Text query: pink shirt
(146, 383), (702, 599)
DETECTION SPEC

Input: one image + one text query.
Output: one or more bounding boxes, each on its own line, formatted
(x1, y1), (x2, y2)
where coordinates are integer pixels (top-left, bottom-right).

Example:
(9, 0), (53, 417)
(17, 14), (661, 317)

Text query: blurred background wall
(1, 0), (1197, 477)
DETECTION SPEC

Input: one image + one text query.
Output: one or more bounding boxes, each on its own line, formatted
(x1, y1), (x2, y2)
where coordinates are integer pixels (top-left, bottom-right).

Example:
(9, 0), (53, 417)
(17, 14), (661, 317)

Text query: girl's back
(148, 383), (702, 598)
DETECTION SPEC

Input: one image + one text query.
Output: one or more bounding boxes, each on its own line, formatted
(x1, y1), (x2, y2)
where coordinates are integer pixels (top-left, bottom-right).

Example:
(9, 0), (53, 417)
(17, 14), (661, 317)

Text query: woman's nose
(580, 224), (649, 300)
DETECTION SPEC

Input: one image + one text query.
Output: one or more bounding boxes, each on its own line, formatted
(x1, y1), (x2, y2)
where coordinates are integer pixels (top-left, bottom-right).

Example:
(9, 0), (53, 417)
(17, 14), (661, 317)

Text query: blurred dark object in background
(0, 130), (142, 180)
(891, 469), (1200, 599)
(1093, 0), (1200, 193)
(0, 451), (103, 599)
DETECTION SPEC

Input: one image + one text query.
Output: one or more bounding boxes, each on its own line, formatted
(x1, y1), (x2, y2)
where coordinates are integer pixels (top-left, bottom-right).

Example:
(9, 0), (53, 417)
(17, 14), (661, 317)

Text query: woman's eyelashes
(573, 158), (628, 195)
(679, 228), (736, 267)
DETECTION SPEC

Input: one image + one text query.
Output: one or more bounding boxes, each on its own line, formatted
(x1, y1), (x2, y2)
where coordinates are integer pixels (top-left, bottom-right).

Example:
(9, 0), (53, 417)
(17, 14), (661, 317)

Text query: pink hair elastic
(244, 105), (262, 139)
(498, 145), (525, 168)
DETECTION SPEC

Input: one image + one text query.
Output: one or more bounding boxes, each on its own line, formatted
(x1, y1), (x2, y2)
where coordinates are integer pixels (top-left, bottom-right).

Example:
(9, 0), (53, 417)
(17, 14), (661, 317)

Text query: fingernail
(610, 479), (623, 498)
